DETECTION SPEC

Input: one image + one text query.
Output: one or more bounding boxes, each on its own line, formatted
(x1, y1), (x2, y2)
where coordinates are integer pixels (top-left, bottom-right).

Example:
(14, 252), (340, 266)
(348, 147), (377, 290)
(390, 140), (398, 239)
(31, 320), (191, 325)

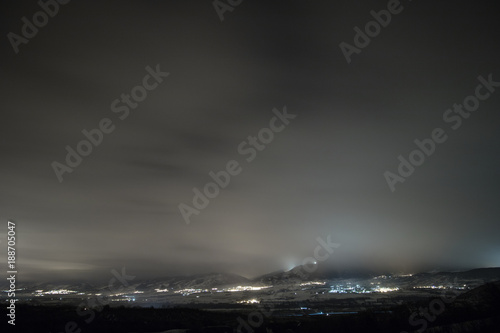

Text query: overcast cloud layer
(1, 0), (499, 282)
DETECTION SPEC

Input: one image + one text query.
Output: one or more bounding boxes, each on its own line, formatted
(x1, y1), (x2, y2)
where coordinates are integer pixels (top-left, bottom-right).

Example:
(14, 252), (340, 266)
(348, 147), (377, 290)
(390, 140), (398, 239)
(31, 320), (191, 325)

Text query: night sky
(1, 0), (499, 283)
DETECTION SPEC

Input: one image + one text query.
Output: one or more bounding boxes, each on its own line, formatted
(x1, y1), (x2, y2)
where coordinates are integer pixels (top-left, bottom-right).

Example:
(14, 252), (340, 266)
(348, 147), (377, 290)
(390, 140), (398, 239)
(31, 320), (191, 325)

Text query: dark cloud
(0, 0), (499, 283)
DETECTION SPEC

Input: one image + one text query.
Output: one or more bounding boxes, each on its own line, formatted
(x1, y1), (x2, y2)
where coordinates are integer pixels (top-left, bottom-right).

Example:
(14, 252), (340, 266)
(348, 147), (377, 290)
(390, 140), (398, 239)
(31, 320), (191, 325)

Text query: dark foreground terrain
(3, 281), (500, 333)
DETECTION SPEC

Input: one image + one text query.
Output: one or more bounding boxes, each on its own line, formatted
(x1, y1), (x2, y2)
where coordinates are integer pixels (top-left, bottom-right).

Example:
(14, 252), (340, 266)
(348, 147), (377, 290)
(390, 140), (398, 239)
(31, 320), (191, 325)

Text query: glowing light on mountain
(284, 257), (298, 271)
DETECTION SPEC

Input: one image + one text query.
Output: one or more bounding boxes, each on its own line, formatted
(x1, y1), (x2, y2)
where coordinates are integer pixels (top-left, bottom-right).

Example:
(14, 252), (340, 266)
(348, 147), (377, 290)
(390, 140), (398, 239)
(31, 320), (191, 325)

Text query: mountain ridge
(4, 267), (500, 291)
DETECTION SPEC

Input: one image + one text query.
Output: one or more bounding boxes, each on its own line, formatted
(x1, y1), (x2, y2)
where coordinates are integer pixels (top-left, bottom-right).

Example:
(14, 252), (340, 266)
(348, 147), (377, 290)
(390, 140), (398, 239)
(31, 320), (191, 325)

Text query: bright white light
(155, 288), (169, 293)
(375, 287), (399, 293)
(284, 257), (298, 271)
(226, 285), (271, 292)
(237, 299), (260, 304)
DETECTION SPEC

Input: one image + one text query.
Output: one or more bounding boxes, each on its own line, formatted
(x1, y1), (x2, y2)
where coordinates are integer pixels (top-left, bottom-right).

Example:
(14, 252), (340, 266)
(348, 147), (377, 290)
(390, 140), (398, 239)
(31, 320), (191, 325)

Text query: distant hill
(456, 279), (500, 304)
(251, 266), (500, 291)
(253, 263), (382, 284)
(4, 267), (500, 292)
(397, 267), (500, 289)
(137, 272), (250, 291)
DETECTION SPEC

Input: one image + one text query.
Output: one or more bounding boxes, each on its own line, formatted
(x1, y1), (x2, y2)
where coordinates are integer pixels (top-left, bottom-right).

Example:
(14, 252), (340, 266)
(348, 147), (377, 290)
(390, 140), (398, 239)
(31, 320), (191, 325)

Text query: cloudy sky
(1, 0), (499, 282)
